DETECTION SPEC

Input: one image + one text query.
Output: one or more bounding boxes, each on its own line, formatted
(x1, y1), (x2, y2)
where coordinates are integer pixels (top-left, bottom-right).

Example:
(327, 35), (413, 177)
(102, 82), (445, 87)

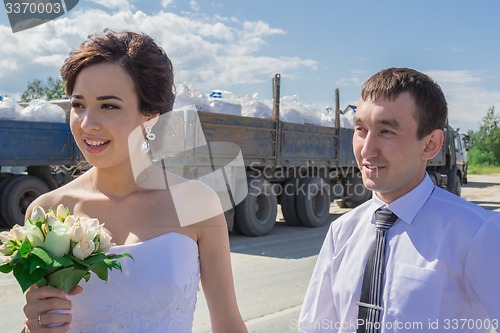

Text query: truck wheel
(340, 172), (372, 209)
(0, 175), (50, 228)
(280, 179), (301, 226)
(0, 176), (20, 227)
(296, 177), (331, 227)
(235, 178), (277, 236)
(448, 172), (462, 196)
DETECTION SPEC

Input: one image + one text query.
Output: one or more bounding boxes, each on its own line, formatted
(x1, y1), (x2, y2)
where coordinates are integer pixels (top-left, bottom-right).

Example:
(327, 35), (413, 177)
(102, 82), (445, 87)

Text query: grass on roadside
(468, 164), (500, 175)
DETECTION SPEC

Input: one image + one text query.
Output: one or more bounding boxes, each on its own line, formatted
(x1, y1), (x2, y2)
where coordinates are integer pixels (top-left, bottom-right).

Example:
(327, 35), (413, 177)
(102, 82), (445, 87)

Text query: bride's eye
(102, 104), (120, 110)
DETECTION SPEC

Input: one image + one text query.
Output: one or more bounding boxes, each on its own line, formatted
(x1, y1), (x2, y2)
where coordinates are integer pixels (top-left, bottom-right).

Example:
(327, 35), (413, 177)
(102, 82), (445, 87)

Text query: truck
(0, 117), (81, 228)
(195, 74), (469, 236)
(427, 124), (469, 196)
(0, 74), (468, 236)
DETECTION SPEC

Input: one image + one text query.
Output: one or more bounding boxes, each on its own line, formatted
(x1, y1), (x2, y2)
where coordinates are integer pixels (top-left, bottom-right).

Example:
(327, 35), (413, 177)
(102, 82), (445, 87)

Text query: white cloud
(33, 54), (67, 67)
(190, 1), (200, 11)
(427, 70), (500, 131)
(161, 0), (175, 8)
(88, 0), (134, 11)
(333, 69), (500, 132)
(336, 70), (366, 87)
(0, 1), (315, 101)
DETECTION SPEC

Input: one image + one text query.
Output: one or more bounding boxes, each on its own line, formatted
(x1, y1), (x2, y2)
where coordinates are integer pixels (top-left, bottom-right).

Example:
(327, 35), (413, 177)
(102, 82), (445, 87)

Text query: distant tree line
(20, 77), (66, 102)
(467, 106), (500, 166)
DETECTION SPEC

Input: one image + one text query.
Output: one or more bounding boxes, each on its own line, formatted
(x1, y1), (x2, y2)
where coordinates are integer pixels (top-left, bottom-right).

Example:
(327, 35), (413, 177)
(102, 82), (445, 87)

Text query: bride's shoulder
(25, 173), (91, 218)
(169, 176), (222, 207)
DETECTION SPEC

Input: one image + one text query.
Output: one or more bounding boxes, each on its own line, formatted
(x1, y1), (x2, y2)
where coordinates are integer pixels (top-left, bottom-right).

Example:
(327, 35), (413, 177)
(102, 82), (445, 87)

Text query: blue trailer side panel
(0, 119), (78, 166)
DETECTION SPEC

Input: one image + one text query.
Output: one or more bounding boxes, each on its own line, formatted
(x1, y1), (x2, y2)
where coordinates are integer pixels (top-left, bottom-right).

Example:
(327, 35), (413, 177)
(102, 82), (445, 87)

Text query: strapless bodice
(69, 232), (200, 333)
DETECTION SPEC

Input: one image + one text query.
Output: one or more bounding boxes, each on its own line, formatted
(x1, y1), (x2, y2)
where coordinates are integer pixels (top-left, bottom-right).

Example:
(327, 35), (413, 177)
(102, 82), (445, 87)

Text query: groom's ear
(422, 129), (444, 161)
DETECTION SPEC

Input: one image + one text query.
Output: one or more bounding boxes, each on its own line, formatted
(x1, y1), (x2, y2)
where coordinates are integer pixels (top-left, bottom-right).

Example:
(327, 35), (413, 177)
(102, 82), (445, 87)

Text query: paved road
(1, 174), (499, 332)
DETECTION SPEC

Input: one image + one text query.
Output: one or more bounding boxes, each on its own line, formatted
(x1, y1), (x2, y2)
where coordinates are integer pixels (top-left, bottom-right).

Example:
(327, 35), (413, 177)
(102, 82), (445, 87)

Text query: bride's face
(69, 62), (148, 170)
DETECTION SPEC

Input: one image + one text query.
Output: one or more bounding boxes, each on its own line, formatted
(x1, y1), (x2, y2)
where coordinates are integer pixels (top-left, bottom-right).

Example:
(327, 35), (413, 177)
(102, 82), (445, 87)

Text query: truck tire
(447, 171), (462, 196)
(339, 172), (372, 209)
(0, 175), (20, 227)
(0, 175), (50, 228)
(235, 178), (277, 236)
(296, 177), (331, 227)
(280, 179), (301, 226)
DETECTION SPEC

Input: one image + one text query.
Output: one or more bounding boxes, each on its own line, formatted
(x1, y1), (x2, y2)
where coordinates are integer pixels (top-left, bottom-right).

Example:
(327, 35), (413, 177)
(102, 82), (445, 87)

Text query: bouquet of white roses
(0, 204), (131, 293)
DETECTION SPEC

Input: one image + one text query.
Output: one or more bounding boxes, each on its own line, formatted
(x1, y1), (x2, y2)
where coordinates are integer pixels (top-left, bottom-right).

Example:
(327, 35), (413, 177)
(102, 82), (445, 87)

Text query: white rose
(44, 222), (71, 257)
(23, 223), (45, 248)
(0, 254), (12, 265)
(98, 227), (115, 252)
(70, 223), (85, 243)
(56, 204), (69, 220)
(46, 215), (61, 228)
(30, 206), (46, 224)
(0, 244), (14, 256)
(72, 239), (96, 260)
(11, 225), (27, 241)
(78, 217), (101, 242)
(64, 215), (77, 227)
(0, 231), (14, 244)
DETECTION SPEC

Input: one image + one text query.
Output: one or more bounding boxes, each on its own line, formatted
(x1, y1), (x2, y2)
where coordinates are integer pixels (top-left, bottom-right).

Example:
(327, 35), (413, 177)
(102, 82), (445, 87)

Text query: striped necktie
(357, 208), (398, 333)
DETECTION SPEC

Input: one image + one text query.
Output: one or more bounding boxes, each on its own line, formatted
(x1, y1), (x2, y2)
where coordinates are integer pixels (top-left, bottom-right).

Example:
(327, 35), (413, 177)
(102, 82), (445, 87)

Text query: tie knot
(375, 209), (398, 230)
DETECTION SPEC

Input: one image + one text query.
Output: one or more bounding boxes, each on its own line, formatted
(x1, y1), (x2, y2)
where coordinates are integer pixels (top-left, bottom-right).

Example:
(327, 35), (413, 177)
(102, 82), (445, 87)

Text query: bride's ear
(422, 129), (444, 161)
(143, 114), (159, 127)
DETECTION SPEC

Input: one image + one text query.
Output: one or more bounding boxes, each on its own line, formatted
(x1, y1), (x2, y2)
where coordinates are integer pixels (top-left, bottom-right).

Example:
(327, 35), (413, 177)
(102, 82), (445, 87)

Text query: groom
(298, 67), (500, 332)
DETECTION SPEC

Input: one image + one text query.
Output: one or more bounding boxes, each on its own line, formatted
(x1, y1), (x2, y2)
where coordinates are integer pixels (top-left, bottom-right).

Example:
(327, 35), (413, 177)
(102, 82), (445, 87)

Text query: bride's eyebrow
(96, 95), (123, 101)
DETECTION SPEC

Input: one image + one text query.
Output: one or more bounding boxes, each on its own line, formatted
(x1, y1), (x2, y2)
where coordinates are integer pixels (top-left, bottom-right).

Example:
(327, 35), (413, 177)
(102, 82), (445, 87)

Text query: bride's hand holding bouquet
(1, 204), (131, 329)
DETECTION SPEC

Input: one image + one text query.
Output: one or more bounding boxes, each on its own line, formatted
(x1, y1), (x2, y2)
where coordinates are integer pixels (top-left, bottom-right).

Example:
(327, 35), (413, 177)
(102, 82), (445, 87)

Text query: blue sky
(1, 0), (499, 131)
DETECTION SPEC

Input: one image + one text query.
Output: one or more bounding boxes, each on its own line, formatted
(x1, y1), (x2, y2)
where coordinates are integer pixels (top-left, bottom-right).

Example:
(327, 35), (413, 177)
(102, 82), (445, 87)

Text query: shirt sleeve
(464, 213), (500, 320)
(298, 224), (338, 332)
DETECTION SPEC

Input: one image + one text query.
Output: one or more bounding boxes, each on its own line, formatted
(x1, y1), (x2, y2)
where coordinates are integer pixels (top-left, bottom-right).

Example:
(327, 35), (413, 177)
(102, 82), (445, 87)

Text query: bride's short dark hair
(60, 29), (175, 115)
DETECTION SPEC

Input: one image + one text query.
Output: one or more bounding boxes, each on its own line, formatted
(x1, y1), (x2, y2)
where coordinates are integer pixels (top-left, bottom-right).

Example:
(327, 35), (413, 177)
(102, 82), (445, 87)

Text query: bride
(22, 29), (248, 333)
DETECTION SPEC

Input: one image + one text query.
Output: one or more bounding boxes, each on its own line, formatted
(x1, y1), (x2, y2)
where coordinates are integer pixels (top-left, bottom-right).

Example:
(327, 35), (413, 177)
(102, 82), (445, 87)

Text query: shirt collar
(369, 173), (435, 225)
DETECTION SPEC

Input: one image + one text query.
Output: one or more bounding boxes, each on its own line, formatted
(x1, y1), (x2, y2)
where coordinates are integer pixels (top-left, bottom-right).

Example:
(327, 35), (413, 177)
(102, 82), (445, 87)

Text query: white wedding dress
(69, 232), (200, 333)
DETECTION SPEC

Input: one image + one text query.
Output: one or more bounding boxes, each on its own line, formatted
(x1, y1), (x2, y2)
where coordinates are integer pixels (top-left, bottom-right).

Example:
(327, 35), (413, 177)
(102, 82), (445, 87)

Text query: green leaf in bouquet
(69, 255), (90, 270)
(52, 255), (73, 268)
(82, 252), (107, 266)
(0, 263), (14, 274)
(43, 266), (89, 293)
(104, 258), (123, 271)
(29, 255), (47, 273)
(29, 268), (45, 285)
(31, 247), (53, 268)
(29, 248), (73, 272)
(107, 253), (134, 261)
(90, 261), (109, 281)
(14, 263), (40, 293)
(18, 239), (32, 259)
(82, 271), (91, 283)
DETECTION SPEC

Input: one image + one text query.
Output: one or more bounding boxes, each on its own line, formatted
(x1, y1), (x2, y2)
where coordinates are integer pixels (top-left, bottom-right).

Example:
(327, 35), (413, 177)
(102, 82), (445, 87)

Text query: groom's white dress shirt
(298, 173), (500, 333)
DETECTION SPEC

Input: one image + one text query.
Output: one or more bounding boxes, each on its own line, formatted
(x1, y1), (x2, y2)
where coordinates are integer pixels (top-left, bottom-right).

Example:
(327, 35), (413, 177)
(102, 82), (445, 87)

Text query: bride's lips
(82, 138), (111, 154)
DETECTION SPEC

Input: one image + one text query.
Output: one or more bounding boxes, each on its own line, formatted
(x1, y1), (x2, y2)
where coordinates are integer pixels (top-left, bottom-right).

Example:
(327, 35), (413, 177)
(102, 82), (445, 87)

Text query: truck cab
(427, 125), (469, 196)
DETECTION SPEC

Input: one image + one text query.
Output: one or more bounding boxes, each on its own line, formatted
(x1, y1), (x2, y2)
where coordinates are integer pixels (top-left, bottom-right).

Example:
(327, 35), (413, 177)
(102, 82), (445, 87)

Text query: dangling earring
(141, 139), (150, 154)
(141, 125), (156, 154)
(145, 125), (156, 141)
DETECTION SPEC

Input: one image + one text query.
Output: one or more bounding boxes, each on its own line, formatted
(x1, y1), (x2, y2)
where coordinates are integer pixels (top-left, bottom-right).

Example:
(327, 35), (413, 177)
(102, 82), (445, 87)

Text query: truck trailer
(0, 74), (468, 236)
